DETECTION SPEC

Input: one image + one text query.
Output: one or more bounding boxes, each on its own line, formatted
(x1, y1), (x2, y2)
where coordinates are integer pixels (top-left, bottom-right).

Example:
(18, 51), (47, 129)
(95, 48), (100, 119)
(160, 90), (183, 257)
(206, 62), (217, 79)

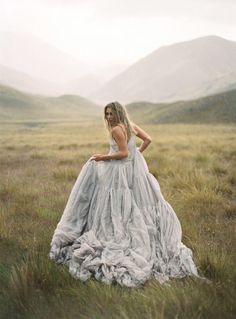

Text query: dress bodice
(109, 134), (137, 161)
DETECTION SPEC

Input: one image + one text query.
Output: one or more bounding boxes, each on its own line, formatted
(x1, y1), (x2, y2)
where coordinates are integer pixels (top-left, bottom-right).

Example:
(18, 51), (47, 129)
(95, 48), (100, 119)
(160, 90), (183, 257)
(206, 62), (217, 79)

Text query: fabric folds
(49, 135), (208, 287)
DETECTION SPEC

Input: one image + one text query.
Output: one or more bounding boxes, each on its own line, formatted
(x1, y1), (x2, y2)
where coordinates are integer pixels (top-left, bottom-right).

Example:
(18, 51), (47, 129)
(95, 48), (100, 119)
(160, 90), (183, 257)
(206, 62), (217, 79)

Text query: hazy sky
(1, 0), (236, 66)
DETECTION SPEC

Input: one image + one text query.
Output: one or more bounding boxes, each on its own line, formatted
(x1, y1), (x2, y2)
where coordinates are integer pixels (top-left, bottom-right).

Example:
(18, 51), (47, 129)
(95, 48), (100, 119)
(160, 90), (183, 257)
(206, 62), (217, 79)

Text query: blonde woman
(49, 101), (208, 287)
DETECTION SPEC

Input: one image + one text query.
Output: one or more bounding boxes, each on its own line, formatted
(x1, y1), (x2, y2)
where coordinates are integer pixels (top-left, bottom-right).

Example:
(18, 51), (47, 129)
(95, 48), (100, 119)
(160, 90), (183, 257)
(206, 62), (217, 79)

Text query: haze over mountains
(0, 31), (127, 96)
(1, 32), (236, 106)
(0, 31), (87, 83)
(0, 64), (60, 96)
(92, 36), (236, 104)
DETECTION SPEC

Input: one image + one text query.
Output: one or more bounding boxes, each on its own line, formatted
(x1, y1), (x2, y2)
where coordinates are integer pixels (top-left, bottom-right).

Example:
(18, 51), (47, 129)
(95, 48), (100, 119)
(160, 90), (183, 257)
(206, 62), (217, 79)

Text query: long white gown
(49, 134), (207, 287)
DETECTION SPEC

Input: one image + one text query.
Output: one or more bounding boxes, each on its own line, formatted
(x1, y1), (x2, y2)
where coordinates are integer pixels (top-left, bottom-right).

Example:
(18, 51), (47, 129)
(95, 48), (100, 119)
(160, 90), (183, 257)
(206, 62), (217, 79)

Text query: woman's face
(105, 107), (116, 126)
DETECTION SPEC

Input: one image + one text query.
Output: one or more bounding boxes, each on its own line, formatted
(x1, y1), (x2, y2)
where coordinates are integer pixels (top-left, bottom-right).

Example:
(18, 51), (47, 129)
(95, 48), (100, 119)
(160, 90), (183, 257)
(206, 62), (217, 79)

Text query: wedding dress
(49, 134), (207, 287)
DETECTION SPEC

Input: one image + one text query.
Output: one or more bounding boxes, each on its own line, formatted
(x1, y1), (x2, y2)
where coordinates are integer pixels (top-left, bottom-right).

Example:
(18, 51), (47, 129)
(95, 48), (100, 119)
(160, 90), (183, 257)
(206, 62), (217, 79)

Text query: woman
(49, 101), (208, 287)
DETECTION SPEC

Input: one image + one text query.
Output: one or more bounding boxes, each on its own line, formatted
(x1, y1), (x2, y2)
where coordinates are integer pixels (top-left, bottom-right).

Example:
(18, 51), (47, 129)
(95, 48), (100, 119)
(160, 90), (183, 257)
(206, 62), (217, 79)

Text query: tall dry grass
(0, 121), (235, 319)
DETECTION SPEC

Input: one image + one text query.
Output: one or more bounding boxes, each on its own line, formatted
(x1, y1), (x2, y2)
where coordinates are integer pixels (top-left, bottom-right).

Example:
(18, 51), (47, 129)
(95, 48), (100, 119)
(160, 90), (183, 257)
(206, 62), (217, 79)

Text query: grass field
(0, 120), (235, 319)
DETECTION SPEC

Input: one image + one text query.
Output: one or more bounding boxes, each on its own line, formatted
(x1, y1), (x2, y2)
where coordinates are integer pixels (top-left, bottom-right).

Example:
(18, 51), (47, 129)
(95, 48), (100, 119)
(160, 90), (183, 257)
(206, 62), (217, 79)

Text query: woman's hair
(104, 101), (137, 141)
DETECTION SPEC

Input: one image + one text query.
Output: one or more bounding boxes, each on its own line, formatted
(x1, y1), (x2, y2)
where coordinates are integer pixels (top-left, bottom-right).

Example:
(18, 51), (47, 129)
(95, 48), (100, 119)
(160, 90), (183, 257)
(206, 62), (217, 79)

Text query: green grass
(0, 121), (235, 319)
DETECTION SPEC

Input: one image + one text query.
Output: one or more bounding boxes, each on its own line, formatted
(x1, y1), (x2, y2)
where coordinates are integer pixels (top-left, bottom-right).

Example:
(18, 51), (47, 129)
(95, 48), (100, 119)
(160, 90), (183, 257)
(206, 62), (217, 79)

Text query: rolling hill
(1, 82), (236, 124)
(0, 84), (101, 121)
(126, 88), (236, 124)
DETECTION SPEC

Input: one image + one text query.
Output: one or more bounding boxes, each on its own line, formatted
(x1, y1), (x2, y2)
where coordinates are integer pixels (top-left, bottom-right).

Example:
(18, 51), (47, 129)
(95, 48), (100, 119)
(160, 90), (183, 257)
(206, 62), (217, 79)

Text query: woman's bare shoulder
(111, 124), (124, 133)
(111, 124), (128, 141)
(111, 125), (125, 136)
(112, 124), (127, 134)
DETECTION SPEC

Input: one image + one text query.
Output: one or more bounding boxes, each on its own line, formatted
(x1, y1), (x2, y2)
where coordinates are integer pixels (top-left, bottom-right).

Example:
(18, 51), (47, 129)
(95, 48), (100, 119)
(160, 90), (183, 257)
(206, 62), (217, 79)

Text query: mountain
(0, 31), (129, 96)
(0, 64), (127, 97)
(0, 64), (62, 96)
(63, 64), (129, 96)
(92, 35), (236, 104)
(0, 31), (88, 84)
(126, 88), (236, 124)
(0, 84), (101, 121)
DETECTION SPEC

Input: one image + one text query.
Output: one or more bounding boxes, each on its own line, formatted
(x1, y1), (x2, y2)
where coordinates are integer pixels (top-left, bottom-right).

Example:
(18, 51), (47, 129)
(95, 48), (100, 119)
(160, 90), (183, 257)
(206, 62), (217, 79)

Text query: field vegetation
(0, 121), (235, 318)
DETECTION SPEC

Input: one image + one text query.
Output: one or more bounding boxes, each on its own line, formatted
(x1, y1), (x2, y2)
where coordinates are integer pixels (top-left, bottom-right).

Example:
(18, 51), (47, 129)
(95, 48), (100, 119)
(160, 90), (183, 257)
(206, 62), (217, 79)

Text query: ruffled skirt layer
(49, 150), (207, 287)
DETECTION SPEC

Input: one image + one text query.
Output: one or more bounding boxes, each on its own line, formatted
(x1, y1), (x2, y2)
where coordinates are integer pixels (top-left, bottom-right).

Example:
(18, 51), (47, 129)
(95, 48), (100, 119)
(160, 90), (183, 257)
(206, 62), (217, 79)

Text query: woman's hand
(90, 153), (106, 161)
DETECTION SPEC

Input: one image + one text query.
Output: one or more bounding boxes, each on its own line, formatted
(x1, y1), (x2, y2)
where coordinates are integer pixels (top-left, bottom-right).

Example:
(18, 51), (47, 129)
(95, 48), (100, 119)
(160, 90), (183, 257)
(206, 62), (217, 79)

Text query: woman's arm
(91, 126), (128, 161)
(133, 123), (152, 153)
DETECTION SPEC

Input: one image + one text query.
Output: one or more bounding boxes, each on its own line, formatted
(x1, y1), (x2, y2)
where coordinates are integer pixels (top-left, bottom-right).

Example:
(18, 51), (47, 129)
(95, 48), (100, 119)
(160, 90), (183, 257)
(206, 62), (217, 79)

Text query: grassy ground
(0, 121), (235, 319)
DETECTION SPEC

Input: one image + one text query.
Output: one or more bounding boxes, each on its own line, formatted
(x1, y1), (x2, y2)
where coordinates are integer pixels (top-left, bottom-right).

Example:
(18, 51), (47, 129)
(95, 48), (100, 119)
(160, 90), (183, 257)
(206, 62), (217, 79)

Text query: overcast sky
(1, 0), (236, 67)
